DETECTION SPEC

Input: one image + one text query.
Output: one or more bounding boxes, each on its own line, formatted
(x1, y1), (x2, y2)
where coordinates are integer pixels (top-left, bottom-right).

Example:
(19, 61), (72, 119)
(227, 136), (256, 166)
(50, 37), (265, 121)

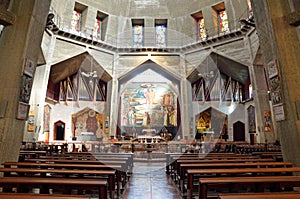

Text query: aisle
(122, 161), (181, 199)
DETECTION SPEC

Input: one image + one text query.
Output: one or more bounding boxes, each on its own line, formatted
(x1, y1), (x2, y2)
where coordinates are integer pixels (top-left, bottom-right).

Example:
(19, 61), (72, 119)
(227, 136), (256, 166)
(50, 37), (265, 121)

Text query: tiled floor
(122, 161), (181, 199)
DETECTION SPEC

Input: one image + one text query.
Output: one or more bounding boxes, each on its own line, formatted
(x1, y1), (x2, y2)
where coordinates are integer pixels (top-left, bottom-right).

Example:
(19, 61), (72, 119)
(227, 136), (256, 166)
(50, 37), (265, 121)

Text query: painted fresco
(72, 107), (104, 140)
(121, 82), (177, 130)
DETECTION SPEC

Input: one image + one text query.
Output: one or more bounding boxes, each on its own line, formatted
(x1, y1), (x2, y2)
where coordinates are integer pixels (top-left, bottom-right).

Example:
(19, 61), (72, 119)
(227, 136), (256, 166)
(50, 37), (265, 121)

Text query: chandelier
(198, 54), (215, 81)
(81, 70), (97, 85)
(198, 70), (214, 79)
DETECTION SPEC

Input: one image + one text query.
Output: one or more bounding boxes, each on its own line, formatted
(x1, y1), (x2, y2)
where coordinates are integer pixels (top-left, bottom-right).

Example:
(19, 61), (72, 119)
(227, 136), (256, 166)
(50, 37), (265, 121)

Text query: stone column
(0, 0), (51, 164)
(109, 54), (119, 138)
(252, 0), (300, 166)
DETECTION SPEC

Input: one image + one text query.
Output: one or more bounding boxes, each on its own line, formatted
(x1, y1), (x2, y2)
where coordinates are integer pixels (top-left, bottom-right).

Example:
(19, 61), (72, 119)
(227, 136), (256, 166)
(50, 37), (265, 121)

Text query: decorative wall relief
(248, 105), (256, 133)
(19, 75), (33, 103)
(72, 107), (104, 139)
(264, 110), (271, 132)
(267, 59), (285, 121)
(16, 102), (30, 120)
(43, 105), (51, 132)
(23, 58), (35, 77)
(27, 110), (34, 132)
(267, 59), (278, 78)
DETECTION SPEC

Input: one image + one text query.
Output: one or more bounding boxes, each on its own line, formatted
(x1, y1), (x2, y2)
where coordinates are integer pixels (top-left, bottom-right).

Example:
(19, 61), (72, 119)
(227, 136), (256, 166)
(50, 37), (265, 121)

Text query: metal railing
(48, 7), (254, 49)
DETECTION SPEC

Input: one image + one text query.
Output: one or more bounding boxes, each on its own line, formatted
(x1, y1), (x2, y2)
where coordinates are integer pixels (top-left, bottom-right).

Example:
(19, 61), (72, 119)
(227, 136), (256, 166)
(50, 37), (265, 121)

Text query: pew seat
(198, 176), (300, 199)
(0, 177), (108, 199)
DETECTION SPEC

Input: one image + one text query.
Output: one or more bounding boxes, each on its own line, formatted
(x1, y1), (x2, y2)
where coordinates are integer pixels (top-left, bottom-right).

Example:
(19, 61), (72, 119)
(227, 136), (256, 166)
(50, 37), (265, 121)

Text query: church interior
(0, 0), (300, 198)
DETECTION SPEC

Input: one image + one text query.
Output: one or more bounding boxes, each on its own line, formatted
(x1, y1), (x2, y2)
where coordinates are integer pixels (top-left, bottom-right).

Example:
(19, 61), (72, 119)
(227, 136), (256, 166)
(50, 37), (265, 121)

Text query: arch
(71, 107), (104, 141)
(195, 107), (227, 141)
(54, 120), (65, 141)
(116, 60), (182, 139)
(233, 121), (245, 142)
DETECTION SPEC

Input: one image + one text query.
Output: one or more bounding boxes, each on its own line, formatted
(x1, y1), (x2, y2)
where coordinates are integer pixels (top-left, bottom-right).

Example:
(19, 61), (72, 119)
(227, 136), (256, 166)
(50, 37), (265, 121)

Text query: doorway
(54, 120), (65, 140)
(233, 121), (245, 141)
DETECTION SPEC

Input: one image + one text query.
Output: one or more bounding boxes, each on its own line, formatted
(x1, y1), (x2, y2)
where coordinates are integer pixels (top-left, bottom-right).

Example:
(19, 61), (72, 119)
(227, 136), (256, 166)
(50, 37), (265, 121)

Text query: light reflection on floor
(122, 162), (181, 199)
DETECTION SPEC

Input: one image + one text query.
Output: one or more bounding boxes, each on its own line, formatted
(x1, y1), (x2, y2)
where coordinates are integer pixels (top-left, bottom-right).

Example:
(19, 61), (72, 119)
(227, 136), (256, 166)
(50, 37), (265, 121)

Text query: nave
(123, 161), (180, 199)
(1, 143), (300, 199)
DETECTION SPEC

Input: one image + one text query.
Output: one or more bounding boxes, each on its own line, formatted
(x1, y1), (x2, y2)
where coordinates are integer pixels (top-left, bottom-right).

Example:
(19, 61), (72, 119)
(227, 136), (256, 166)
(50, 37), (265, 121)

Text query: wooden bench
(172, 158), (274, 181)
(186, 167), (300, 199)
(2, 162), (124, 197)
(251, 151), (283, 161)
(198, 176), (300, 199)
(0, 177), (108, 199)
(22, 159), (129, 178)
(33, 156), (133, 175)
(166, 153), (262, 174)
(0, 193), (91, 199)
(0, 167), (116, 199)
(218, 192), (300, 199)
(178, 162), (293, 193)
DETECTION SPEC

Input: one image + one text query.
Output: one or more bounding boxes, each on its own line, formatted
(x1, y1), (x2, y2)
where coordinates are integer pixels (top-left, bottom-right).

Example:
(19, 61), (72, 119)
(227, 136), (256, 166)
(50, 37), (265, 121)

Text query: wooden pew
(198, 176), (300, 199)
(251, 151), (283, 161)
(19, 150), (47, 161)
(178, 161), (293, 191)
(0, 177), (108, 199)
(51, 152), (134, 174)
(165, 152), (258, 174)
(33, 156), (133, 176)
(186, 167), (300, 199)
(172, 158), (274, 181)
(0, 167), (116, 199)
(0, 193), (91, 199)
(23, 158), (128, 182)
(218, 192), (300, 199)
(2, 162), (123, 197)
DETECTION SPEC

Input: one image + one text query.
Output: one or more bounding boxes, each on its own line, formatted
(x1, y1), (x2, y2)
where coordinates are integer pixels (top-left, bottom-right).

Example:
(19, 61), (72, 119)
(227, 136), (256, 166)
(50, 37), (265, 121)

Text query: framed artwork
(269, 76), (280, 92)
(264, 111), (271, 132)
(247, 105), (256, 133)
(43, 105), (51, 132)
(27, 110), (34, 132)
(23, 58), (35, 77)
(19, 75), (33, 103)
(273, 105), (285, 121)
(16, 102), (29, 120)
(267, 59), (278, 78)
(271, 90), (283, 105)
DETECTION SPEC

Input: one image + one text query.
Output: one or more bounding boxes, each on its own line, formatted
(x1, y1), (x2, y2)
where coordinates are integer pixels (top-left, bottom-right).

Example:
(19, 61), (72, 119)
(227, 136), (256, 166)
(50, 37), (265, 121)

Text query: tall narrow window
(71, 10), (81, 32)
(70, 2), (87, 34)
(247, 0), (252, 12)
(0, 25), (4, 38)
(218, 10), (229, 33)
(249, 84), (253, 98)
(93, 18), (101, 40)
(93, 11), (108, 41)
(192, 11), (207, 42)
(198, 18), (207, 41)
(213, 2), (230, 34)
(132, 19), (144, 48)
(155, 19), (167, 47)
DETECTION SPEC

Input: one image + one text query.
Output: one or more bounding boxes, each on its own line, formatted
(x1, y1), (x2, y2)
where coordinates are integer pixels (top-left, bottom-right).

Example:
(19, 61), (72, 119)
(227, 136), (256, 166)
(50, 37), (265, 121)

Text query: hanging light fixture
(198, 56), (214, 80)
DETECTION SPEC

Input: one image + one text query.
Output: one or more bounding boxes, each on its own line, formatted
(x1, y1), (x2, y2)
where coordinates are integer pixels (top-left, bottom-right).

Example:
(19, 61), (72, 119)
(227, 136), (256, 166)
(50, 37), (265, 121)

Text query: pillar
(0, 0), (51, 164)
(252, 0), (300, 166)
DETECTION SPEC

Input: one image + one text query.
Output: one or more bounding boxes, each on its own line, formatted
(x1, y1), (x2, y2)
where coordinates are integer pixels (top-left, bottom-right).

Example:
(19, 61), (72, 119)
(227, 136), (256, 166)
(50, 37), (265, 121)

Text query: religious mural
(120, 82), (177, 136)
(195, 108), (227, 141)
(72, 107), (104, 140)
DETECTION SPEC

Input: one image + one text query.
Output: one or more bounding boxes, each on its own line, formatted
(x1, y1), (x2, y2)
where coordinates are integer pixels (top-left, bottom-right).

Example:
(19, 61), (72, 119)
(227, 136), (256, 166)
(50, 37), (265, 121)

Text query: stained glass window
(218, 10), (229, 33)
(247, 0), (252, 11)
(93, 18), (101, 40)
(71, 10), (81, 32)
(198, 18), (207, 41)
(249, 84), (253, 98)
(132, 25), (144, 47)
(155, 24), (167, 47)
